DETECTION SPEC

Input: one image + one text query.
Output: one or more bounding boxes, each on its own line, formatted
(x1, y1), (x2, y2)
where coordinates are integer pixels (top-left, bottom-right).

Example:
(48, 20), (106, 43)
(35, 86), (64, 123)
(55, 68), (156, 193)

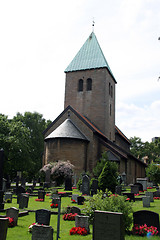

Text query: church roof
(45, 118), (89, 141)
(65, 32), (116, 82)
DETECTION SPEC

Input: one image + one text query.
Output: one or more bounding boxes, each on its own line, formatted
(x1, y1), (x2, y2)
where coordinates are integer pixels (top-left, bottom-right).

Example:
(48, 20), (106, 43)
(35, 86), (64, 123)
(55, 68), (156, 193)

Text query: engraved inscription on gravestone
(36, 209), (51, 226)
(93, 210), (125, 240)
(32, 225), (53, 240)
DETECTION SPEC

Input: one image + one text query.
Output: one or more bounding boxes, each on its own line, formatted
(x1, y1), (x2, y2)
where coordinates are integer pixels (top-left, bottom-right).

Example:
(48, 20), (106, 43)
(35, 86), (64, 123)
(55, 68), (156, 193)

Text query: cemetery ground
(1, 187), (160, 240)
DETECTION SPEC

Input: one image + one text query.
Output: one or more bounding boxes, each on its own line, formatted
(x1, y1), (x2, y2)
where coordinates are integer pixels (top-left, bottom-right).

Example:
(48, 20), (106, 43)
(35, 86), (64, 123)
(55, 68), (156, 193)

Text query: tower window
(109, 82), (111, 95)
(110, 104), (112, 116)
(87, 78), (92, 91)
(111, 85), (113, 98)
(78, 79), (83, 91)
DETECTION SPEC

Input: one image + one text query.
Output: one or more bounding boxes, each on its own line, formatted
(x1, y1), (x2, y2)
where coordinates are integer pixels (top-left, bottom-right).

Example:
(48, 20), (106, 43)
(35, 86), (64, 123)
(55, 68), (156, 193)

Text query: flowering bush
(70, 227), (88, 235)
(132, 224), (158, 236)
(50, 203), (58, 208)
(7, 217), (15, 227)
(63, 213), (77, 221)
(35, 198), (44, 202)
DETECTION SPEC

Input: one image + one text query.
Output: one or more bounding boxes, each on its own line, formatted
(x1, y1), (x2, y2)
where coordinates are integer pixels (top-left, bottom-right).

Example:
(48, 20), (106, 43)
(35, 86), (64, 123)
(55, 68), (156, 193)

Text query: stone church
(43, 31), (146, 184)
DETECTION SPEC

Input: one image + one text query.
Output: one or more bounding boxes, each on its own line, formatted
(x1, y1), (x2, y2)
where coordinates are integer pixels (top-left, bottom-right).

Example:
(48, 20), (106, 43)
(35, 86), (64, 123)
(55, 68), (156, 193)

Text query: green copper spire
(65, 32), (115, 81)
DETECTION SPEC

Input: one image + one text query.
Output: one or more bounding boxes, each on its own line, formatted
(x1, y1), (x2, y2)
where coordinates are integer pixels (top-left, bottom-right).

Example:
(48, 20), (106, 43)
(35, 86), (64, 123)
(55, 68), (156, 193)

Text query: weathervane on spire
(92, 18), (95, 32)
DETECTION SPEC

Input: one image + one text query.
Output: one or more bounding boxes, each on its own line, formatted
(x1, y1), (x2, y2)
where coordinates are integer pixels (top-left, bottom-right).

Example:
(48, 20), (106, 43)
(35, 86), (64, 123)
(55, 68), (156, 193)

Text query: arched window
(87, 78), (92, 91)
(78, 79), (83, 91)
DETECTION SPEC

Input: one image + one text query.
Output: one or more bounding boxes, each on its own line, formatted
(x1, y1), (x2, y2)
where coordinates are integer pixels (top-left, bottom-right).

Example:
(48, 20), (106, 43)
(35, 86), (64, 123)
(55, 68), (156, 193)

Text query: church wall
(127, 157), (146, 184)
(115, 134), (130, 152)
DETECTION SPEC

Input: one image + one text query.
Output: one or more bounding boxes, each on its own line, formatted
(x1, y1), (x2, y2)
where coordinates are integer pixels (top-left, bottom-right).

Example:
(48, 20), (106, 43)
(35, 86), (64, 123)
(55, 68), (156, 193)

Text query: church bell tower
(64, 32), (117, 141)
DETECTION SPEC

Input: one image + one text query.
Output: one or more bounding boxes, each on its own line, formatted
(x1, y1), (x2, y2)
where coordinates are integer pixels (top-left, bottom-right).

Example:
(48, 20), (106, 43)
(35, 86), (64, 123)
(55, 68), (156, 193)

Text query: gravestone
(145, 191), (154, 202)
(133, 210), (159, 230)
(2, 178), (7, 192)
(65, 177), (72, 191)
(52, 197), (59, 205)
(32, 224), (53, 240)
(77, 196), (85, 205)
(0, 218), (9, 240)
(82, 175), (90, 195)
(4, 192), (12, 203)
(136, 178), (147, 191)
(71, 194), (79, 203)
(142, 196), (150, 207)
(0, 149), (4, 210)
(26, 187), (32, 194)
(91, 180), (99, 195)
(69, 206), (81, 215)
(131, 185), (139, 194)
(122, 192), (135, 202)
(6, 207), (19, 226)
(115, 185), (122, 195)
(21, 178), (26, 188)
(153, 190), (160, 198)
(134, 182), (143, 192)
(36, 209), (51, 225)
(17, 186), (25, 204)
(93, 210), (125, 240)
(19, 194), (29, 209)
(38, 190), (45, 201)
(75, 215), (90, 233)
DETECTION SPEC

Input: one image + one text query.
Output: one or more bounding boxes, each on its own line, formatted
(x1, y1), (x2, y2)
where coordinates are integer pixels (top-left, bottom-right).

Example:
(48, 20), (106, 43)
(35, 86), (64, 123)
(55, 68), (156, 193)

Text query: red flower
(132, 224), (158, 236)
(71, 199), (76, 203)
(70, 227), (88, 235)
(63, 213), (77, 221)
(35, 198), (44, 202)
(50, 203), (58, 208)
(6, 217), (15, 227)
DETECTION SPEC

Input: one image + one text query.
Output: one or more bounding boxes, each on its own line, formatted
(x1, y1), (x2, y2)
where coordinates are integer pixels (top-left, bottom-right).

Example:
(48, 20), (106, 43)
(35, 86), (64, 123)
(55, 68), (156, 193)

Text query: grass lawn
(2, 188), (160, 240)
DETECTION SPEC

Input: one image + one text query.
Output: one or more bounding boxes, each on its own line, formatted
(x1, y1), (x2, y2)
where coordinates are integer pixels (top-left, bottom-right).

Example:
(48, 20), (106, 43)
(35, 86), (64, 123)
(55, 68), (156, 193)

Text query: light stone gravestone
(75, 215), (89, 233)
(82, 175), (90, 195)
(0, 218), (9, 240)
(6, 207), (19, 225)
(32, 224), (53, 240)
(5, 192), (12, 202)
(142, 196), (150, 207)
(36, 209), (51, 226)
(71, 194), (79, 203)
(136, 178), (147, 191)
(93, 210), (125, 240)
(145, 191), (154, 202)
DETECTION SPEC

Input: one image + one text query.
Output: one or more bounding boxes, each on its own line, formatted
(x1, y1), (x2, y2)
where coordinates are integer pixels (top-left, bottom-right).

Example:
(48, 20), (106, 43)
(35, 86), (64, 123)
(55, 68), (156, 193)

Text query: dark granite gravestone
(77, 196), (85, 205)
(38, 190), (45, 201)
(36, 209), (51, 226)
(142, 196), (150, 207)
(133, 210), (160, 230)
(69, 206), (81, 215)
(19, 194), (29, 209)
(6, 207), (19, 226)
(0, 218), (9, 240)
(75, 215), (90, 233)
(52, 197), (59, 205)
(122, 192), (135, 202)
(91, 179), (98, 195)
(26, 187), (32, 194)
(32, 224), (53, 240)
(0, 149), (4, 210)
(65, 177), (72, 191)
(82, 175), (90, 195)
(134, 182), (143, 191)
(153, 191), (160, 198)
(131, 185), (139, 194)
(93, 210), (125, 240)
(115, 185), (122, 195)
(17, 186), (25, 204)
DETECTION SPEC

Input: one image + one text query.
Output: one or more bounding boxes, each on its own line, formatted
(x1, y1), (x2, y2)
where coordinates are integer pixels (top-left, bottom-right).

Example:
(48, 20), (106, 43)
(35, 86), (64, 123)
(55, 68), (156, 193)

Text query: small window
(111, 85), (113, 98)
(110, 104), (112, 116)
(78, 79), (83, 91)
(87, 78), (92, 91)
(109, 82), (111, 95)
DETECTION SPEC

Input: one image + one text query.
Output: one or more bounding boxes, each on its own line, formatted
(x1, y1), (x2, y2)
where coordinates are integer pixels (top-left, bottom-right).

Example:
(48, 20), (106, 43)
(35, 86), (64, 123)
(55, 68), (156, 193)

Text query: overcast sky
(0, 0), (160, 142)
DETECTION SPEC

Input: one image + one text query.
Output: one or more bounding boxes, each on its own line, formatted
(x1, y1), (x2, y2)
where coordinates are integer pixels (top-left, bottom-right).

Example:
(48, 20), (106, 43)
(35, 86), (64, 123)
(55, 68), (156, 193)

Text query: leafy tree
(98, 155), (118, 193)
(13, 112), (52, 178)
(93, 151), (108, 177)
(146, 163), (160, 185)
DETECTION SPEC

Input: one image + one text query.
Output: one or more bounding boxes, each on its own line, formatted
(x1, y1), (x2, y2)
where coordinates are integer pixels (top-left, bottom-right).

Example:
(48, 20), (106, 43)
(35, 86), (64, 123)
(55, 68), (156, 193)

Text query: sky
(0, 0), (160, 142)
